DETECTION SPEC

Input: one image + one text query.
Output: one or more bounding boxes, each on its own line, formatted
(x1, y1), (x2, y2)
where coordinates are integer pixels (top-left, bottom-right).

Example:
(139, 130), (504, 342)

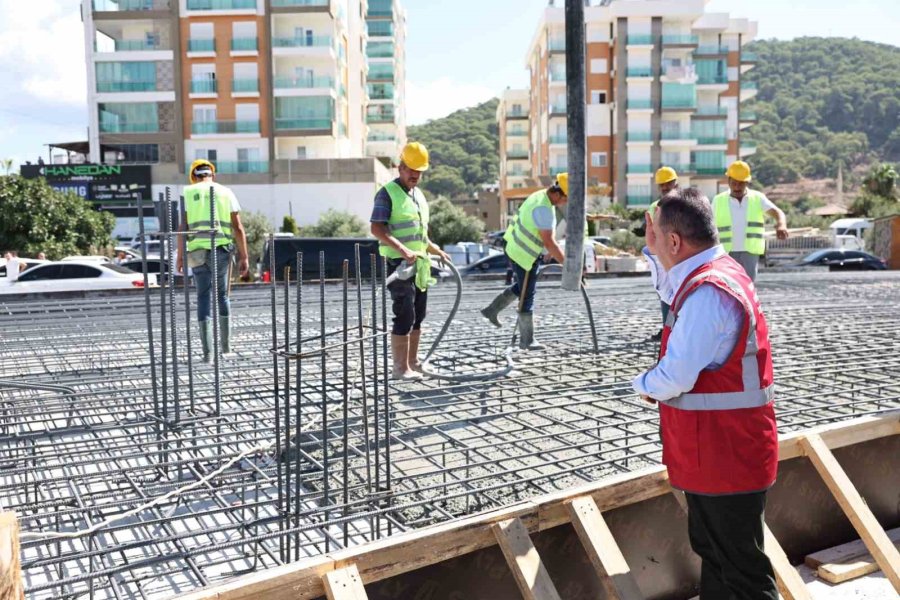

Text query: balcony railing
(666, 163), (694, 173)
(694, 135), (727, 145)
(549, 135), (567, 144)
(740, 110), (758, 121)
(93, 0), (166, 10)
(272, 0), (329, 6)
(626, 34), (652, 45)
(741, 51), (758, 62)
(627, 164), (652, 173)
(626, 67), (652, 77)
(742, 81), (758, 90)
(97, 80), (157, 92)
(741, 143), (758, 154)
(367, 132), (396, 142)
(694, 165), (727, 175)
(661, 130), (691, 140)
(627, 131), (652, 142)
(186, 0), (255, 9)
(627, 195), (653, 206)
(549, 103), (567, 114)
(548, 38), (566, 52)
(627, 99), (652, 109)
(366, 46), (394, 58)
(188, 39), (215, 52)
(507, 129), (527, 137)
(232, 78), (259, 93)
(273, 35), (333, 49)
(275, 117), (333, 130)
(550, 71), (566, 82)
(508, 170), (530, 177)
(695, 105), (728, 116)
(697, 74), (728, 85)
(695, 44), (729, 55)
(550, 166), (567, 176)
(367, 22), (394, 37)
(368, 89), (394, 100)
(506, 151), (528, 159)
(190, 80), (217, 93)
(366, 113), (395, 124)
(192, 120), (260, 134)
(662, 35), (698, 45)
(231, 37), (258, 51)
(367, 68), (394, 81)
(99, 121), (159, 133)
(506, 110), (528, 119)
(662, 97), (696, 109)
(186, 160), (269, 174)
(112, 39), (161, 51)
(274, 75), (333, 89)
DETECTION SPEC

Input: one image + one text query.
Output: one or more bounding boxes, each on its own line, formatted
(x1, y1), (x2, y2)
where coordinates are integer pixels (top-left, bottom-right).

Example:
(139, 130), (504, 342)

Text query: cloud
(0, 0), (87, 107)
(405, 78), (498, 125)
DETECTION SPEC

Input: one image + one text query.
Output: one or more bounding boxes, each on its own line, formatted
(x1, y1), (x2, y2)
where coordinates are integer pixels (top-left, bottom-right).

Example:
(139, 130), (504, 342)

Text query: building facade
(499, 0), (758, 213)
(83, 0), (406, 177)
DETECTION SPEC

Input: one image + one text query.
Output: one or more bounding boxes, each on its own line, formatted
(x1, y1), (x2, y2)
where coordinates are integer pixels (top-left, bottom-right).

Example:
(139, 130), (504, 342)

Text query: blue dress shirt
(633, 245), (744, 402)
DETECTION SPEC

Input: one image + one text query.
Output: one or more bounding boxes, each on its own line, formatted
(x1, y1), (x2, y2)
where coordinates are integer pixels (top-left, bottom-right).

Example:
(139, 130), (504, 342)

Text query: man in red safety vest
(634, 187), (778, 600)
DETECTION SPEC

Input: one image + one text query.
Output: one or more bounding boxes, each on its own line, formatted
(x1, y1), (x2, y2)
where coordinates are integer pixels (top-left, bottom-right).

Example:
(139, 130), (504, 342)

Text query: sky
(0, 0), (898, 170)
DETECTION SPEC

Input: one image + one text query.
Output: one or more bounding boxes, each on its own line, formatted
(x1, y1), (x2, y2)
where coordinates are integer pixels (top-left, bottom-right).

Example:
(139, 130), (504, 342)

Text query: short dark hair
(658, 187), (718, 247)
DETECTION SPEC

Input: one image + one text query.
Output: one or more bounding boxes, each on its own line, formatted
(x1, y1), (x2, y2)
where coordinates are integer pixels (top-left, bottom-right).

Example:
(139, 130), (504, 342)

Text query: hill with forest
(743, 37), (900, 185)
(406, 98), (499, 198)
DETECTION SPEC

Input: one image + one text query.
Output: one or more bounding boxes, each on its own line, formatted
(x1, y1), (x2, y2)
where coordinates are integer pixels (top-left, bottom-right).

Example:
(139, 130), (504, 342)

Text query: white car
(0, 261), (154, 295)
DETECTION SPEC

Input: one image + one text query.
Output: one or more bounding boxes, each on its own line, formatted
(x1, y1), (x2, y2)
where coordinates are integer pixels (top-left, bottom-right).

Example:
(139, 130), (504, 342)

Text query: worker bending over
(370, 142), (450, 380)
(480, 173), (568, 350)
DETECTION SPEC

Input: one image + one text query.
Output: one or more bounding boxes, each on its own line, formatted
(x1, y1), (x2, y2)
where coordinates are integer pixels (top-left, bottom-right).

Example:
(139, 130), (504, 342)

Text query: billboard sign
(20, 164), (153, 206)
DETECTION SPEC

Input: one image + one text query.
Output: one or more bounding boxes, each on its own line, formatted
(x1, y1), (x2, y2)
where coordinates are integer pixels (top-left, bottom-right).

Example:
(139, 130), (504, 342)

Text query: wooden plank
(492, 517), (562, 600)
(0, 512), (23, 600)
(566, 497), (642, 599)
(814, 531), (900, 584)
(799, 433), (900, 592)
(764, 526), (812, 600)
(806, 528), (900, 569)
(323, 565), (368, 600)
(779, 411), (900, 460)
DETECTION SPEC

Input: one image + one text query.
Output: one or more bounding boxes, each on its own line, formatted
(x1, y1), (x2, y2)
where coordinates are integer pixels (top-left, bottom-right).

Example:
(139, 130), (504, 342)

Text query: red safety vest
(658, 254), (778, 495)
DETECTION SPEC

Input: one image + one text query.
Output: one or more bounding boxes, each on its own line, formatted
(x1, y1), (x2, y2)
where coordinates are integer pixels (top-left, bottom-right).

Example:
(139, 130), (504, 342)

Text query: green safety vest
(379, 180), (430, 258)
(504, 190), (552, 270)
(713, 190), (766, 255)
(184, 182), (235, 251)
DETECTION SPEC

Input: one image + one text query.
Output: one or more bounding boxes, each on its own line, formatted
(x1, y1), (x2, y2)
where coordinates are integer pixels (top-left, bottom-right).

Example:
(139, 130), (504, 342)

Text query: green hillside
(407, 98), (500, 198)
(744, 37), (900, 185)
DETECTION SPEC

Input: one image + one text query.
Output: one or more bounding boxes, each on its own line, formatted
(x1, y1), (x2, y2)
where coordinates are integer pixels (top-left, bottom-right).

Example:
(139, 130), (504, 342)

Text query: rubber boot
(199, 320), (213, 364)
(220, 315), (234, 358)
(391, 334), (422, 380)
(480, 289), (517, 328)
(518, 312), (546, 351)
(409, 329), (423, 373)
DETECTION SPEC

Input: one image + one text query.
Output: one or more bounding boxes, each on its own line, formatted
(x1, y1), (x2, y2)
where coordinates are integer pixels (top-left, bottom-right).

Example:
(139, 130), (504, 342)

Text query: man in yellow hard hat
(370, 142), (450, 380)
(648, 166), (680, 341)
(712, 161), (788, 281)
(176, 159), (249, 363)
(480, 173), (568, 350)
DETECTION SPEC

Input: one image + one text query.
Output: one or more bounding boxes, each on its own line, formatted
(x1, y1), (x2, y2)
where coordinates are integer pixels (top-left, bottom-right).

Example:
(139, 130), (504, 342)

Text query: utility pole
(562, 0), (587, 291)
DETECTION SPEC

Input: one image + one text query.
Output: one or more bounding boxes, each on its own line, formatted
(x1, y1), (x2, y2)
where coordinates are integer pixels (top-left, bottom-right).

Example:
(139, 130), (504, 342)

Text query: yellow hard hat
(399, 142), (430, 171)
(655, 166), (678, 185)
(189, 159), (216, 184)
(726, 160), (752, 183)
(555, 172), (569, 196)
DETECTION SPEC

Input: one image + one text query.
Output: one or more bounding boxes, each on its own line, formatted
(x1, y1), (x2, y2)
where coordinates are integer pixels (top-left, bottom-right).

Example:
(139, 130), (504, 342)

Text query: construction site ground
(2, 270), (899, 598)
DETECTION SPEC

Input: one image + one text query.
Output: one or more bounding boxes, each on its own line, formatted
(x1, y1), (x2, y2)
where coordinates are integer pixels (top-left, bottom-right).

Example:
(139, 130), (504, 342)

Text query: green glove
(414, 252), (437, 291)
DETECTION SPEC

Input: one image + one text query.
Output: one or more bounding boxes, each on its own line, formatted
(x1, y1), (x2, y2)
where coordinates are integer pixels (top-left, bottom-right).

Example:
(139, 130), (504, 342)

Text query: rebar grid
(1, 269), (899, 598)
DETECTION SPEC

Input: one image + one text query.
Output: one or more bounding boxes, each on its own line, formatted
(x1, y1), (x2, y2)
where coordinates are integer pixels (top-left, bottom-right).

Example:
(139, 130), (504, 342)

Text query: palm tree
(1, 159), (12, 176)
(863, 163), (898, 198)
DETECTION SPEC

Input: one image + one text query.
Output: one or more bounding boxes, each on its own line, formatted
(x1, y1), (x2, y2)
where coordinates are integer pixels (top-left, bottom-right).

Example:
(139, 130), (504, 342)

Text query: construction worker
(480, 173), (568, 350)
(649, 166), (680, 341)
(636, 187), (778, 600)
(713, 161), (788, 281)
(370, 142), (450, 380)
(176, 159), (249, 363)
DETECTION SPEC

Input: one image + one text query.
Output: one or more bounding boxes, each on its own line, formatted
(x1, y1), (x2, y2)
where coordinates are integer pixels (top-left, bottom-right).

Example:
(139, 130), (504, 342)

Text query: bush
(281, 215), (299, 235)
(242, 210), (274, 263)
(306, 209), (369, 238)
(427, 197), (484, 248)
(608, 230), (644, 255)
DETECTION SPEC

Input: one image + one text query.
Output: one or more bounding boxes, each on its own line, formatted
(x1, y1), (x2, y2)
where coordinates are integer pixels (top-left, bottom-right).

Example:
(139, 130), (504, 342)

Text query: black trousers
(387, 259), (427, 335)
(685, 491), (778, 600)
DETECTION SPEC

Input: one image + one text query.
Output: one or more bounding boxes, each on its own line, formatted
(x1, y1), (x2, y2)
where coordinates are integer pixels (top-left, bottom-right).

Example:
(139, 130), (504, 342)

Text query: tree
(1, 159), (12, 176)
(427, 197), (484, 248)
(241, 210), (273, 263)
(281, 215), (299, 235)
(305, 209), (369, 238)
(0, 175), (114, 259)
(862, 163), (898, 198)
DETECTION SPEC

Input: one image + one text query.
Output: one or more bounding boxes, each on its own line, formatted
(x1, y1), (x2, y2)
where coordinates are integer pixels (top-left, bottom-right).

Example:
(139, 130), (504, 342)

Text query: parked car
(62, 255), (111, 263)
(0, 258), (49, 278)
(590, 235), (613, 246)
(791, 249), (887, 271)
(0, 261), (153, 294)
(458, 253), (511, 277)
(119, 259), (186, 286)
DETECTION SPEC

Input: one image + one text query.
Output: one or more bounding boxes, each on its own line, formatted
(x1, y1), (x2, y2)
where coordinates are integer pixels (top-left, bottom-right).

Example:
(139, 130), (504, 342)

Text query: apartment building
(496, 88), (532, 226)
(499, 0), (758, 211)
(364, 0), (407, 161)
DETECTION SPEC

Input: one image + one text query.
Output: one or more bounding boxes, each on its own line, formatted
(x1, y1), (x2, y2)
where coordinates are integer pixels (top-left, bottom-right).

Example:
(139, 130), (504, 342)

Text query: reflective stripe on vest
(184, 183), (235, 251)
(504, 190), (551, 270)
(379, 181), (429, 258)
(713, 192), (766, 255)
(667, 267), (770, 409)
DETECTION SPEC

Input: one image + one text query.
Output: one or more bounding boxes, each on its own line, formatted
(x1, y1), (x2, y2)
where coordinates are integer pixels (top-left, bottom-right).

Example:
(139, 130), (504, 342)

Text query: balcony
(662, 98), (696, 110)
(741, 51), (758, 63)
(367, 66), (394, 82)
(550, 70), (566, 82)
(548, 38), (565, 52)
(627, 164), (652, 174)
(186, 160), (269, 174)
(108, 39), (162, 51)
(549, 134), (567, 145)
(506, 110), (528, 120)
(275, 117), (333, 131)
(231, 37), (258, 51)
(274, 75), (334, 90)
(740, 110), (758, 121)
(93, 0), (167, 11)
(697, 74), (728, 85)
(367, 0), (392, 17)
(742, 81), (758, 90)
(662, 65), (697, 83)
(97, 80), (158, 93)
(232, 78), (259, 93)
(366, 45), (394, 59)
(626, 34), (653, 45)
(550, 166), (567, 176)
(186, 0), (255, 9)
(508, 169), (530, 178)
(366, 111), (395, 124)
(188, 39), (215, 53)
(695, 45), (729, 56)
(663, 35), (698, 46)
(695, 106), (728, 117)
(627, 195), (653, 206)
(626, 67), (652, 78)
(627, 131), (652, 142)
(549, 103), (567, 115)
(272, 0), (329, 6)
(367, 21), (394, 37)
(273, 35), (333, 49)
(627, 99), (652, 109)
(507, 128), (528, 137)
(694, 134), (727, 145)
(506, 151), (528, 159)
(367, 132), (396, 142)
(99, 121), (159, 133)
(192, 120), (260, 135)
(740, 143), (758, 157)
(693, 163), (726, 176)
(661, 129), (693, 141)
(190, 79), (217, 94)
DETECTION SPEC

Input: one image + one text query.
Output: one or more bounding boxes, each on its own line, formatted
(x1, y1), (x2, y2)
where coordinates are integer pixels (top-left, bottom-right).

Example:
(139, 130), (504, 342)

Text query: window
(591, 152), (607, 168)
(99, 103), (159, 133)
(103, 144), (159, 164)
(18, 265), (61, 281)
(195, 149), (218, 162)
(235, 103), (259, 121)
(590, 91), (607, 104)
(296, 146), (307, 159)
(95, 62), (157, 92)
(55, 265), (102, 279)
(193, 105), (217, 123)
(590, 59), (607, 74)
